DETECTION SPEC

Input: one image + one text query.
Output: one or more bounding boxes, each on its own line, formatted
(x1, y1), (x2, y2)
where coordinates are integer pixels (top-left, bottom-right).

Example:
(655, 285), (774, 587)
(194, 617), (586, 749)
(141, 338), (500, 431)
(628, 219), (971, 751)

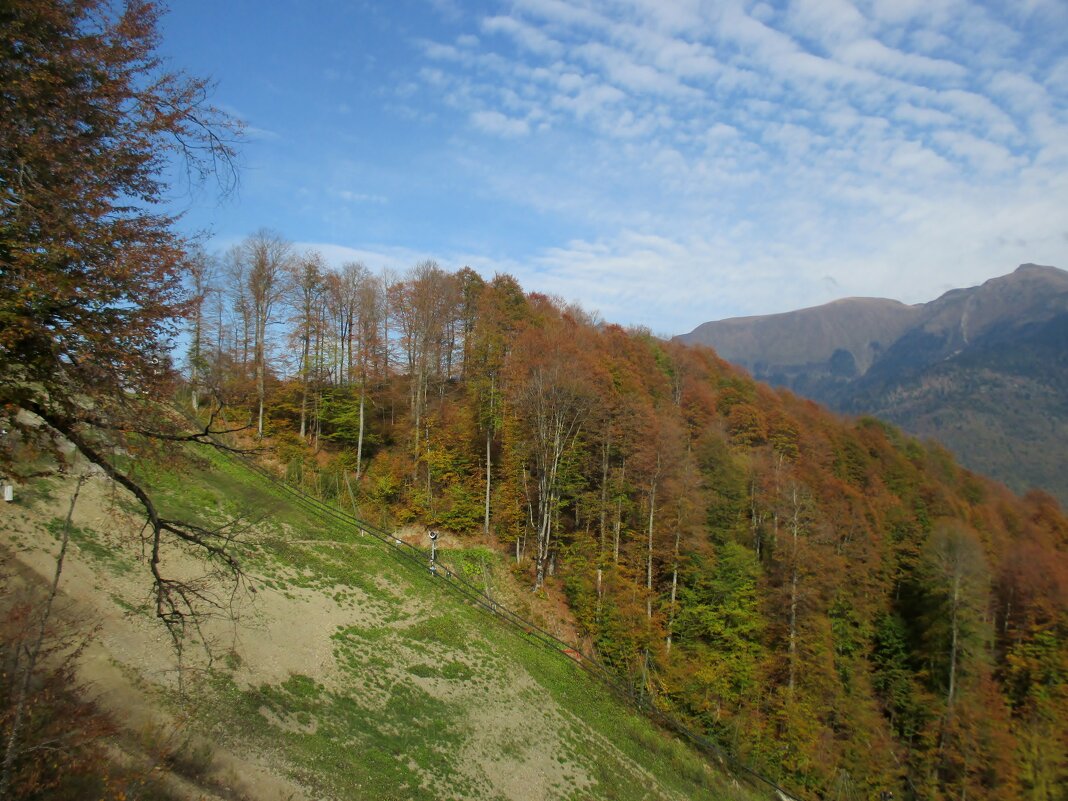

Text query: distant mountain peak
(675, 264), (1068, 503)
(1015, 262), (1060, 273)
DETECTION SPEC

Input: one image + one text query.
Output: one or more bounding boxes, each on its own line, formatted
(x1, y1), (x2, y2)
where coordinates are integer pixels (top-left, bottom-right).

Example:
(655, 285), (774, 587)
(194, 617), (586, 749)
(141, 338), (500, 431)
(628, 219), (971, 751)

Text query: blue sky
(161, 0), (1068, 335)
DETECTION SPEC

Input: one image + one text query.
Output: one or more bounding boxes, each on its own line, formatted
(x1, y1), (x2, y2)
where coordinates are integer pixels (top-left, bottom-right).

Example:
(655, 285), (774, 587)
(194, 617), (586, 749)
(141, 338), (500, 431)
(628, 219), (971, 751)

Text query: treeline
(187, 244), (1068, 800)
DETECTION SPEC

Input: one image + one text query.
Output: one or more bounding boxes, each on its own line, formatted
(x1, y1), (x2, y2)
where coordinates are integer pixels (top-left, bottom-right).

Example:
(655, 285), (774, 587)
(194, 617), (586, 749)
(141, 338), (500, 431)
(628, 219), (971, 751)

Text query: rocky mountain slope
(677, 264), (1068, 503)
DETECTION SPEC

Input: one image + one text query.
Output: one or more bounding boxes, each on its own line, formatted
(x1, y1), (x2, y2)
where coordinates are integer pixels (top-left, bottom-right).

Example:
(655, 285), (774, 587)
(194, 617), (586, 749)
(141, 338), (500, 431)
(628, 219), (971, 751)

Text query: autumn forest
(183, 233), (1068, 799)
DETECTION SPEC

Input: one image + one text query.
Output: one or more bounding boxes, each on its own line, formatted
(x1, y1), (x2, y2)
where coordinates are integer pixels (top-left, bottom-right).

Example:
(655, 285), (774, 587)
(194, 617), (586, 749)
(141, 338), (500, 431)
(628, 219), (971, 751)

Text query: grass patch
(205, 670), (483, 801)
(47, 517), (133, 575)
(122, 445), (766, 801)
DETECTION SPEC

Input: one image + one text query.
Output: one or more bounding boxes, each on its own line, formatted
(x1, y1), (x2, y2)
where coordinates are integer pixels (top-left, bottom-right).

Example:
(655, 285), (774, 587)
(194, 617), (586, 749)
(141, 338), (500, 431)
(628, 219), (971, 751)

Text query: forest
(183, 236), (1068, 800)
(1, 1), (1065, 797)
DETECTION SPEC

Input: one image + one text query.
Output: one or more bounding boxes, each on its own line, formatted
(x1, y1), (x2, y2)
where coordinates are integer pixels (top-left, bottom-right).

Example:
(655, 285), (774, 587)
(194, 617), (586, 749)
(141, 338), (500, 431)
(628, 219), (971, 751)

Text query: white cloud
(294, 242), (435, 273)
(575, 41), (698, 97)
(988, 71), (1049, 116)
(470, 109), (531, 137)
(836, 38), (966, 81)
(869, 0), (962, 28)
(396, 0), (1068, 330)
(511, 0), (607, 30)
(932, 130), (1026, 172)
(933, 89), (1019, 140)
(482, 15), (563, 57)
(887, 140), (954, 176)
(783, 0), (868, 49)
(893, 102), (956, 128)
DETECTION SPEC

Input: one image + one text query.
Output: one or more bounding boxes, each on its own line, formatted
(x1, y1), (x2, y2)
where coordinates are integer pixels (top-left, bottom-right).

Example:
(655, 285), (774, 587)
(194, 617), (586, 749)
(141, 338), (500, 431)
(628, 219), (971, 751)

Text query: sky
(160, 0), (1068, 336)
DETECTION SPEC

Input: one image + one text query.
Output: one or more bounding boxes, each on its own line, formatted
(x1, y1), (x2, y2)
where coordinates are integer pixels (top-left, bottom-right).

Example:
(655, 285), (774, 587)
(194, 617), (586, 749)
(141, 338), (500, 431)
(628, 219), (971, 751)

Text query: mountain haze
(677, 264), (1068, 503)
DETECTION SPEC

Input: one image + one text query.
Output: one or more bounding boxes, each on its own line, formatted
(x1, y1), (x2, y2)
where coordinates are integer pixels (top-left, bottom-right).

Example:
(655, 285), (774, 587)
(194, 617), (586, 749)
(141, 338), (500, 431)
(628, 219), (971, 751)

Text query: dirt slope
(0, 459), (756, 801)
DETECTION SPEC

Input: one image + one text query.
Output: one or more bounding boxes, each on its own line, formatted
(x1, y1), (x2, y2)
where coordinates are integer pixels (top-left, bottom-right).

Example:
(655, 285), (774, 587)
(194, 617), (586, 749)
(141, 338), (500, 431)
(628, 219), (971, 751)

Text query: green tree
(920, 521), (989, 710)
(667, 543), (764, 735)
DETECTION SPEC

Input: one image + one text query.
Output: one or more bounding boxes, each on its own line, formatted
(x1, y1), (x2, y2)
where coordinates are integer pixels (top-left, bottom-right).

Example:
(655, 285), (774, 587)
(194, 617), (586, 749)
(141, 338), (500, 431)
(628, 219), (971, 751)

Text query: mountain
(677, 264), (1068, 503)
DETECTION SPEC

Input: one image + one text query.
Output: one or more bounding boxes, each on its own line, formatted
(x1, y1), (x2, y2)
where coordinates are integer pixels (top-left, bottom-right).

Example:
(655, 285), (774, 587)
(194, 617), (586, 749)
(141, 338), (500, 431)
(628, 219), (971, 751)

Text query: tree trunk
(948, 574), (961, 708)
(535, 488), (551, 590)
(190, 309), (201, 413)
(599, 435), (609, 556)
(646, 479), (657, 621)
(356, 379), (366, 479)
(484, 424), (492, 536)
(787, 485), (801, 696)
(614, 459), (626, 565)
(255, 313), (266, 437)
(299, 328), (311, 439)
(788, 563), (798, 695)
(666, 523), (681, 654)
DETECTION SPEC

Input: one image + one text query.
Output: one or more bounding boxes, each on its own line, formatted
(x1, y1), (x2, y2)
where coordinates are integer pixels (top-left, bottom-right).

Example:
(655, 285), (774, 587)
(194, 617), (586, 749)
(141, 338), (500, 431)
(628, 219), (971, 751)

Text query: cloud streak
(396, 0), (1068, 330)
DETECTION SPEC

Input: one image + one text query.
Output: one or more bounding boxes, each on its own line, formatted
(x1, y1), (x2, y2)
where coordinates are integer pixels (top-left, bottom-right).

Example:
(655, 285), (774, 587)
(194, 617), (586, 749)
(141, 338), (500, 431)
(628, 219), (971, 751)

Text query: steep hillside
(9, 267), (1068, 801)
(0, 444), (760, 801)
(159, 266), (1068, 801)
(846, 306), (1068, 498)
(681, 296), (922, 381)
(677, 264), (1068, 502)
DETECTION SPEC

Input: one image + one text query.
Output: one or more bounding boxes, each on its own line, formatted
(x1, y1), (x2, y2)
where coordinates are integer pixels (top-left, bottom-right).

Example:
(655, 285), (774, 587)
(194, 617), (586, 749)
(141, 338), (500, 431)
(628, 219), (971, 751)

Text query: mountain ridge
(676, 263), (1068, 503)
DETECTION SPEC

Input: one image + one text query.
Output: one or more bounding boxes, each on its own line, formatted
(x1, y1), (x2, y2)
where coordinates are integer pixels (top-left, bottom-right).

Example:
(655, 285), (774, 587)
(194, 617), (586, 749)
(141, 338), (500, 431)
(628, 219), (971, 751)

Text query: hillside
(5, 264), (1068, 800)
(680, 296), (923, 379)
(676, 264), (1068, 503)
(113, 263), (1065, 801)
(0, 443), (760, 801)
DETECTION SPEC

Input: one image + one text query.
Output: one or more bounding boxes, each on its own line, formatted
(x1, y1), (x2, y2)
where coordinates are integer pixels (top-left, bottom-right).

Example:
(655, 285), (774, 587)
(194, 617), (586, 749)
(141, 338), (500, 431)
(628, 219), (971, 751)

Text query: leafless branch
(22, 400), (249, 649)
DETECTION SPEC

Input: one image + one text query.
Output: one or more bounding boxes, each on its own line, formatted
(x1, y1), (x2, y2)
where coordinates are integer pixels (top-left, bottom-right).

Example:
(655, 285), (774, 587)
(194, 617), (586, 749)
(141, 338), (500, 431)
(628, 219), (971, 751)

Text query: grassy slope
(11, 444), (770, 801)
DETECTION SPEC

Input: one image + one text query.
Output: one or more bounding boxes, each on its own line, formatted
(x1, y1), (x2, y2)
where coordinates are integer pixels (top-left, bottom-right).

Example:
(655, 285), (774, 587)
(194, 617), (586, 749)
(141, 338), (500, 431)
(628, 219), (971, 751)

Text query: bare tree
(289, 251), (325, 439)
(224, 245), (253, 376)
(353, 269), (386, 477)
(391, 261), (460, 464)
(242, 230), (293, 437)
(508, 321), (597, 591)
(186, 246), (217, 413)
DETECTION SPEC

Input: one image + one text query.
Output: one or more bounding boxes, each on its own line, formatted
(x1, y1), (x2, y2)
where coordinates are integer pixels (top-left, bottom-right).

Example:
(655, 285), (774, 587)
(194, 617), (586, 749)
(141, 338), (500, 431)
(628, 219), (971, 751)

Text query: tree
(351, 264), (385, 477)
(241, 229), (292, 437)
(0, 0), (238, 422)
(468, 274), (527, 535)
(507, 318), (599, 590)
(222, 243), (254, 385)
(921, 521), (989, 710)
(288, 250), (325, 439)
(0, 0), (245, 640)
(391, 262), (459, 466)
(186, 245), (217, 413)
(667, 542), (764, 733)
